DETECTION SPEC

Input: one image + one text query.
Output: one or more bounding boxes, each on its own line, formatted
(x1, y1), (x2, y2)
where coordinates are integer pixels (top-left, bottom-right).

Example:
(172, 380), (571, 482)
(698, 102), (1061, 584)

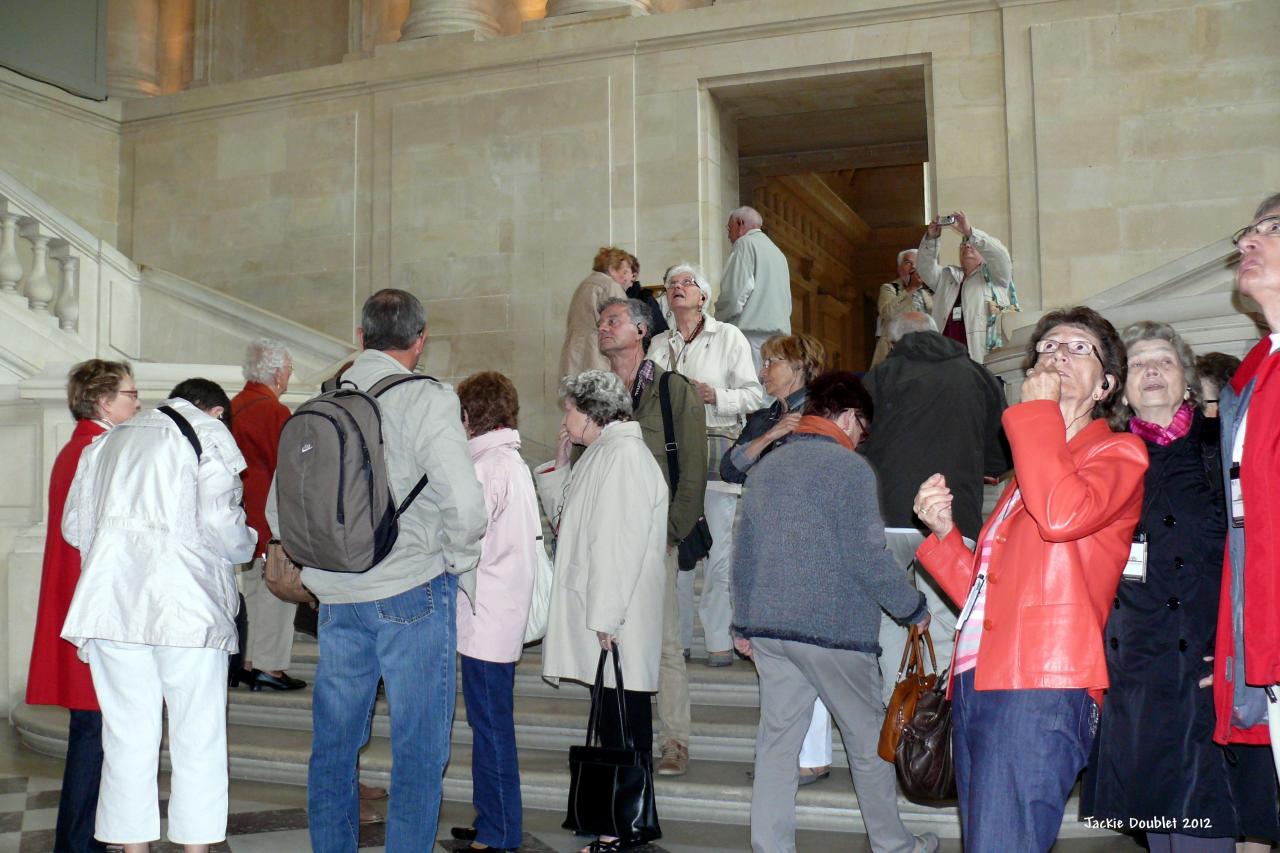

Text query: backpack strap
(657, 372), (679, 498)
(159, 405), (202, 460)
(368, 372), (440, 519)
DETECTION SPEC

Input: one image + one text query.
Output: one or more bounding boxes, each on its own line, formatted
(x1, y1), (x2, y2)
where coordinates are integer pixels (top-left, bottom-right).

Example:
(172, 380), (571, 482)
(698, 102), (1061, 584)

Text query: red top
(231, 382), (290, 559)
(26, 419), (105, 710)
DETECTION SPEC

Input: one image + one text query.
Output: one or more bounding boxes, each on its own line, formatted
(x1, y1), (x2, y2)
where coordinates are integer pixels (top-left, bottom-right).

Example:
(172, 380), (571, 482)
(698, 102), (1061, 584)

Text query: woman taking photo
(535, 370), (668, 853)
(1081, 322), (1278, 853)
(913, 306), (1148, 852)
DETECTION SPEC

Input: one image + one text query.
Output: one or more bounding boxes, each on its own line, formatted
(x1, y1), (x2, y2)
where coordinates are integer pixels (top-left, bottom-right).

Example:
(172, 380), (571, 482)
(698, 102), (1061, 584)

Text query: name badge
(951, 306), (963, 322)
(1230, 463), (1244, 527)
(1123, 531), (1147, 582)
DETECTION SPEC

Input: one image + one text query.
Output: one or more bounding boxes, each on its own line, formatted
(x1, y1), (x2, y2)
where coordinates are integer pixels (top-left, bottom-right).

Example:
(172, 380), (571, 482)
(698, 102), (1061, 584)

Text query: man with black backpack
(269, 289), (486, 853)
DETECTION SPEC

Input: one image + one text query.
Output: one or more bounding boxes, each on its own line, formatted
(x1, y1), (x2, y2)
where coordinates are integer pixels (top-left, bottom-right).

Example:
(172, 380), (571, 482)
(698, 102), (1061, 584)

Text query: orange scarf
(793, 414), (855, 451)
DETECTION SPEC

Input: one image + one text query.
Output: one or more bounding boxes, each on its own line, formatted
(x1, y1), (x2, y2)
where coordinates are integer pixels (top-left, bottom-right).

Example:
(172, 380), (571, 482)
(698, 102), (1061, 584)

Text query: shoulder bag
(523, 529), (554, 644)
(895, 664), (957, 802)
(878, 625), (938, 762)
(657, 372), (713, 570)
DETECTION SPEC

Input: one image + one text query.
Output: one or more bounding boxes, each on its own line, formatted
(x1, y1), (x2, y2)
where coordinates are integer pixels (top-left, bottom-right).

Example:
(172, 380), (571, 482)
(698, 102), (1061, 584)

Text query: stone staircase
(13, 632), (1115, 841)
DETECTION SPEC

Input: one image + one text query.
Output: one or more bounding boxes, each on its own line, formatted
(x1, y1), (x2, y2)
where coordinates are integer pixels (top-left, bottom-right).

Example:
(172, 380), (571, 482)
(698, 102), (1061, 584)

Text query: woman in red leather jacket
(913, 306), (1148, 852)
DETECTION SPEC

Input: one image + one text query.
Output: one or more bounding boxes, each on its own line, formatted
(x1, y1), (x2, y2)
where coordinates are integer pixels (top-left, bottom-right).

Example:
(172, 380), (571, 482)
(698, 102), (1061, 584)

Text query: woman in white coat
(535, 370), (668, 852)
(61, 378), (257, 853)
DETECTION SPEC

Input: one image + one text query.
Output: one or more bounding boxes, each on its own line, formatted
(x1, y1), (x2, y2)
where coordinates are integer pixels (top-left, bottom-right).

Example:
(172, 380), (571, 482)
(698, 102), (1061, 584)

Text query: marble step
(13, 702), (1108, 840)
(279, 637), (762, 708)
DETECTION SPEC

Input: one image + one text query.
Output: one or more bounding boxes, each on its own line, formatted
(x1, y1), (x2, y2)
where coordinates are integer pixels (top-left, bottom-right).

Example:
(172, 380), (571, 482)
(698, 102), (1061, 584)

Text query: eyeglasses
(1232, 215), (1280, 246)
(1035, 339), (1103, 362)
(117, 390), (139, 399)
(665, 277), (698, 290)
(761, 357), (792, 369)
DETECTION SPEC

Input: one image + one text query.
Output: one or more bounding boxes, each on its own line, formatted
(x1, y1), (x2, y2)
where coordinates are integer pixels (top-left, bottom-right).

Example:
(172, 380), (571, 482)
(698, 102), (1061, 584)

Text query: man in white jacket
(61, 378), (257, 852)
(714, 206), (792, 373)
(917, 210), (1014, 363)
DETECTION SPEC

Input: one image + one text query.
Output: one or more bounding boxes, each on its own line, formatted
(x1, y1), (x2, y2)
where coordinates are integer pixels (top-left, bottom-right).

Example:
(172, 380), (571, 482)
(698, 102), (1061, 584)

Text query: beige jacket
(917, 227), (1013, 363)
(534, 421), (668, 691)
(871, 279), (934, 366)
(558, 271), (627, 380)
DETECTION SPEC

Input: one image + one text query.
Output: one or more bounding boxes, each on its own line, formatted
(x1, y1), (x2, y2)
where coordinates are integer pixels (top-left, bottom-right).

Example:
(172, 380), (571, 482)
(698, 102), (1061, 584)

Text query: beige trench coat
(534, 421), (668, 692)
(558, 270), (627, 380)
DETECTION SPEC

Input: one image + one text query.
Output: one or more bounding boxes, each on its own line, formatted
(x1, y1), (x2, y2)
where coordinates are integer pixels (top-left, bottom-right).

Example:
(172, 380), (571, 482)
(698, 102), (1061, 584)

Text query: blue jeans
(460, 655), (521, 849)
(952, 669), (1098, 853)
(308, 575), (457, 853)
(56, 710), (107, 853)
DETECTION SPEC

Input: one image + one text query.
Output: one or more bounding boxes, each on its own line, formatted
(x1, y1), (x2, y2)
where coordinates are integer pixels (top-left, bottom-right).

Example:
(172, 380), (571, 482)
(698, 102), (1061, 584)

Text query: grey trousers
(656, 548), (691, 746)
(750, 638), (916, 853)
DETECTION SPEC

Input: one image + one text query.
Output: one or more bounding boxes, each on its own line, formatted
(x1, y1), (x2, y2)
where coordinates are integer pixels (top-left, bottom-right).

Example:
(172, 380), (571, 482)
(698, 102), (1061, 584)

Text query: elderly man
(714, 206), (792, 372)
(861, 311), (1011, 700)
(597, 296), (707, 776)
(871, 250), (933, 367)
(229, 338), (305, 693)
(918, 210), (1014, 363)
(270, 289), (487, 853)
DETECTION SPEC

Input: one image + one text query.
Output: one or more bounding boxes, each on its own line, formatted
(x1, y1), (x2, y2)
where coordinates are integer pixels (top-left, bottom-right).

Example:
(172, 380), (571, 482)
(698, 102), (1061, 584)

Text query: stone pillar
(107, 0), (161, 98)
(400, 0), (499, 39)
(545, 0), (651, 15)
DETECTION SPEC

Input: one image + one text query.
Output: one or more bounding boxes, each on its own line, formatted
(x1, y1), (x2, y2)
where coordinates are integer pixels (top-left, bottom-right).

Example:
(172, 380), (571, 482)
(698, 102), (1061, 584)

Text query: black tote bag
(563, 647), (662, 844)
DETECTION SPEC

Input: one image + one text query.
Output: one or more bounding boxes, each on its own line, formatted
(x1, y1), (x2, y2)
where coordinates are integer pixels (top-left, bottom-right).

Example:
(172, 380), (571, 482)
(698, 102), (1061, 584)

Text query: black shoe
(450, 827), (478, 841)
(228, 668), (259, 689)
(253, 671), (306, 691)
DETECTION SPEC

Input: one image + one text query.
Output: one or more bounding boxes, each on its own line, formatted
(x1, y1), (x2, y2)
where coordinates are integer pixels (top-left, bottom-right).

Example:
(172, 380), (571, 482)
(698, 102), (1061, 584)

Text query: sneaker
(913, 832), (940, 853)
(656, 739), (688, 776)
(706, 650), (733, 667)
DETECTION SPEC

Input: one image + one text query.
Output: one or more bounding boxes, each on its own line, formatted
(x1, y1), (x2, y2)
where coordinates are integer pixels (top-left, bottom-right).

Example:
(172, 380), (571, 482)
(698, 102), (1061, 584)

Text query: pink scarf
(1128, 401), (1193, 446)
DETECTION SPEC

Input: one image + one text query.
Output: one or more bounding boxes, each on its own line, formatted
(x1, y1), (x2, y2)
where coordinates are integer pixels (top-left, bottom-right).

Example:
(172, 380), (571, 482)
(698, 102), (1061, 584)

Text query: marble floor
(0, 723), (1145, 852)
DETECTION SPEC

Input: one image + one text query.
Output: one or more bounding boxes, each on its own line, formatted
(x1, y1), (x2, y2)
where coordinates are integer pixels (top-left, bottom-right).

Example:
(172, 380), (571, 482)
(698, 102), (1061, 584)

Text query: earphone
(1100, 377), (1111, 391)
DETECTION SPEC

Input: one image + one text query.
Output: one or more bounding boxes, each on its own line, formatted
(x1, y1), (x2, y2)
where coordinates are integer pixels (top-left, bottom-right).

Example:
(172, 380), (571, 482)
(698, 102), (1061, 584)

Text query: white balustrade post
(19, 223), (53, 313)
(52, 251), (80, 332)
(0, 213), (21, 293)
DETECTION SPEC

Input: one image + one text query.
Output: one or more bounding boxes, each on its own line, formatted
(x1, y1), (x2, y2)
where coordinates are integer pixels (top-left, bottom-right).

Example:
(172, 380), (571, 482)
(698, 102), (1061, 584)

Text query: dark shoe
(254, 670), (306, 691)
(797, 766), (831, 786)
(228, 668), (259, 689)
(451, 826), (478, 841)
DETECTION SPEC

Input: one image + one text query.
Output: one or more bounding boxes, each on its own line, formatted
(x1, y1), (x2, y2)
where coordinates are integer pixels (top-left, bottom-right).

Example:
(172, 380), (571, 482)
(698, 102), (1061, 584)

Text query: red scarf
(794, 414), (855, 451)
(1232, 338), (1280, 684)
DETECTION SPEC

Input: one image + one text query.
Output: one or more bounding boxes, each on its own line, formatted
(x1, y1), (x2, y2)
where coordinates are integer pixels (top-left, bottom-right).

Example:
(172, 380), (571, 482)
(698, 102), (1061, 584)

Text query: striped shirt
(953, 489), (1021, 676)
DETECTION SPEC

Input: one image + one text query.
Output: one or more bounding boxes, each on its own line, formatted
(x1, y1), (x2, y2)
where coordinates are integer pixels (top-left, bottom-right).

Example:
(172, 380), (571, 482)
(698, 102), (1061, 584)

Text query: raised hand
(1021, 364), (1062, 404)
(913, 473), (955, 540)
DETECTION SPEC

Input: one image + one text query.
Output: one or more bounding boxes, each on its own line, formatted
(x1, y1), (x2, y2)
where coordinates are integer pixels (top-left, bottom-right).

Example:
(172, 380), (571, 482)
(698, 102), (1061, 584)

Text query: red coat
(26, 419), (105, 710)
(231, 382), (290, 559)
(916, 401), (1147, 705)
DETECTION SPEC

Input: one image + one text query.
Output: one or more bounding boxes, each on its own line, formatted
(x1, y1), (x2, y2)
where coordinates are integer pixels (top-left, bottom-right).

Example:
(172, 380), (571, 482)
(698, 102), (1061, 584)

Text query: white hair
(729, 206), (763, 230)
(896, 249), (918, 266)
(887, 311), (938, 343)
(243, 337), (291, 384)
(663, 262), (713, 314)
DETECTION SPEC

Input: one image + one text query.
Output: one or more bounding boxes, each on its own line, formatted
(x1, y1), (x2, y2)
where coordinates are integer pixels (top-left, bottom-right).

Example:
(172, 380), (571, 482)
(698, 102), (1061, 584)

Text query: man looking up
(871, 249), (933, 367)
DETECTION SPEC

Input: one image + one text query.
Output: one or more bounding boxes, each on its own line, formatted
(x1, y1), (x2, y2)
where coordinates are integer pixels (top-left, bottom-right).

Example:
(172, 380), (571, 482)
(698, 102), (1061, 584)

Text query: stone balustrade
(0, 204), (83, 333)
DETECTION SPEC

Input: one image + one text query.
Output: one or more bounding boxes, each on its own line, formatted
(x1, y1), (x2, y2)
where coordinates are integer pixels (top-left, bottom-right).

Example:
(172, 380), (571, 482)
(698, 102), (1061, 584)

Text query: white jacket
(714, 228), (792, 335)
(646, 316), (764, 435)
(61, 399), (257, 654)
(917, 227), (1013, 363)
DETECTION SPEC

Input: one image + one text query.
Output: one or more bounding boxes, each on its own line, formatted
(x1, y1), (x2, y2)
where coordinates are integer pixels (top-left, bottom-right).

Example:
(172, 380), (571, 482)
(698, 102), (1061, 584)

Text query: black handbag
(657, 372), (713, 571)
(894, 667), (957, 802)
(563, 647), (662, 844)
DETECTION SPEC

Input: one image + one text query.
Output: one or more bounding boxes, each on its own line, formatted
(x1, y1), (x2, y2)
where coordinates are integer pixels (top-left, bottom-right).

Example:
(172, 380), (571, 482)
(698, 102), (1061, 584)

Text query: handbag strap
(657, 372), (679, 498)
(584, 647), (633, 750)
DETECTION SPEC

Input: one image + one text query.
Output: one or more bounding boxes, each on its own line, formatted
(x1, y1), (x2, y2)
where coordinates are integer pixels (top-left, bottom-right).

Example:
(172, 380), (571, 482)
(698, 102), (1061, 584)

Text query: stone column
(400, 0), (499, 39)
(545, 0), (651, 15)
(106, 0), (161, 98)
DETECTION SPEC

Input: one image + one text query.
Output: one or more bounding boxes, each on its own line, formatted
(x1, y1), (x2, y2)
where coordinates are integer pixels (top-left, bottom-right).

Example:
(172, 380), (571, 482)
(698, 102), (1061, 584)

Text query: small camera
(937, 215), (956, 226)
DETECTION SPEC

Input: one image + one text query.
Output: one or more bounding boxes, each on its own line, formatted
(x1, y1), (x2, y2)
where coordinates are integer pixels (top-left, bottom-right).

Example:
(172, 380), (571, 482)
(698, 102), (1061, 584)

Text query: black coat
(1081, 412), (1278, 840)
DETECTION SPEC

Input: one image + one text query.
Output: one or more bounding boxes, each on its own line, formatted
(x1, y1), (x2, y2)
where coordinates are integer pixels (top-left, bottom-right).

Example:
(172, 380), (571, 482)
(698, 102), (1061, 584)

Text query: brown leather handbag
(263, 541), (318, 606)
(878, 625), (939, 762)
(895, 674), (956, 801)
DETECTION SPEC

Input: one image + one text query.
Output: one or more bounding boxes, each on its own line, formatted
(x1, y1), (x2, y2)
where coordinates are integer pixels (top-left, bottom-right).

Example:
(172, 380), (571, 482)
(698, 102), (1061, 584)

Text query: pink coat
(456, 428), (539, 663)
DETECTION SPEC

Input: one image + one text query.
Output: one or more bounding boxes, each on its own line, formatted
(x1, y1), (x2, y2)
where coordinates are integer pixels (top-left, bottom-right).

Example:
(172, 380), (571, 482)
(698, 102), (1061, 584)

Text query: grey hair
(729, 206), (763, 230)
(242, 337), (291, 384)
(598, 297), (653, 334)
(559, 370), (632, 427)
(1118, 321), (1201, 426)
(361, 288), (427, 351)
(1255, 192), (1280, 219)
(896, 249), (918, 266)
(663, 262), (712, 313)
(887, 311), (938, 343)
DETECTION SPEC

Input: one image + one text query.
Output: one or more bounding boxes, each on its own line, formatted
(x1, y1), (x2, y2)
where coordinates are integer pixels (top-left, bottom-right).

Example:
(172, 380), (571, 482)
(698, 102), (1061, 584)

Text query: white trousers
(677, 488), (738, 654)
(798, 698), (832, 767)
(86, 640), (229, 845)
(240, 558), (297, 671)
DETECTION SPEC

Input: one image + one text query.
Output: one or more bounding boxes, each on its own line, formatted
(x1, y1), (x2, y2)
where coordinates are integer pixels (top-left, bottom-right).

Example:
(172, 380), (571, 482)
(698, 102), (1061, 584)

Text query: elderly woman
(648, 262), (763, 670)
(913, 306), (1148, 852)
(26, 360), (140, 853)
(535, 370), (668, 853)
(449, 372), (540, 853)
(732, 371), (934, 853)
(1081, 322), (1277, 853)
(560, 247), (633, 378)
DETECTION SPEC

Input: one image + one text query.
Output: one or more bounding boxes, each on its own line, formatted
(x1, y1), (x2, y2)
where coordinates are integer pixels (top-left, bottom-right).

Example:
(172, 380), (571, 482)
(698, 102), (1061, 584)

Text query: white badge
(951, 306), (963, 322)
(1123, 532), (1147, 582)
(1230, 463), (1244, 528)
